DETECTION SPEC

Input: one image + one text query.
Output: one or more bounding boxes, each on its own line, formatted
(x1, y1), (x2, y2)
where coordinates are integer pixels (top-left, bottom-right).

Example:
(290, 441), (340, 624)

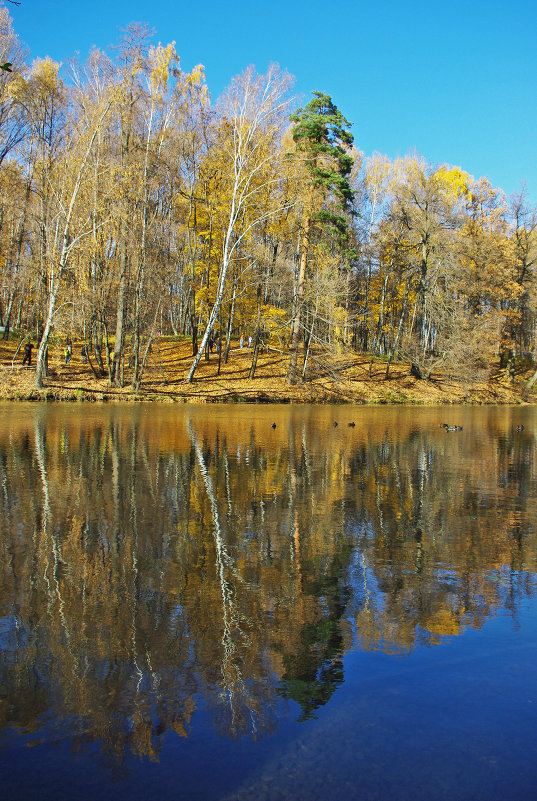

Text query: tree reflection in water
(0, 404), (536, 764)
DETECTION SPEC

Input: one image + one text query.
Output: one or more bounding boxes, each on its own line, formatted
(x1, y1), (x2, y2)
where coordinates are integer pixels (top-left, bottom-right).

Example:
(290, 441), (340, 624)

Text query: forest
(1, 8), (537, 393)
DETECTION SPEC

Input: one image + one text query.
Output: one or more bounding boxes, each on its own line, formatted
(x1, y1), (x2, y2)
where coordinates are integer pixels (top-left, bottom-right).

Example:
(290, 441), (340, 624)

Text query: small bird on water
(443, 423), (463, 432)
(271, 422), (276, 429)
(348, 422), (355, 427)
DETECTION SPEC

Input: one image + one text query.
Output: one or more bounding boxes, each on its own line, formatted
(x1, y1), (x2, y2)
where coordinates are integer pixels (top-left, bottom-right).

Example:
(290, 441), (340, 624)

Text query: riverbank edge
(0, 376), (532, 405)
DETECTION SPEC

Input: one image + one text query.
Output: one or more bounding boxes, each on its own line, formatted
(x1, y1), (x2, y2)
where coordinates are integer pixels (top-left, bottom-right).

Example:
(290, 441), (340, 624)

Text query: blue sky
(7, 0), (537, 204)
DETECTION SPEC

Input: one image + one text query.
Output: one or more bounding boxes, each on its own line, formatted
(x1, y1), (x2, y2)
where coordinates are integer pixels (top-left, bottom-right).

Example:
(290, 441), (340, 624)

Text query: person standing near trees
(22, 342), (33, 366)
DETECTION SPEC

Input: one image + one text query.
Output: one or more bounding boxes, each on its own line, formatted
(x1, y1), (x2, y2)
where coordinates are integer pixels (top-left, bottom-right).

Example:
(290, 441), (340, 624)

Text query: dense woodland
(1, 9), (537, 392)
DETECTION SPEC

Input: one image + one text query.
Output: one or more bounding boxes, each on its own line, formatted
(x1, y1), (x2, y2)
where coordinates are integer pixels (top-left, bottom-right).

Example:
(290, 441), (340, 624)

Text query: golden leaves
(148, 41), (178, 97)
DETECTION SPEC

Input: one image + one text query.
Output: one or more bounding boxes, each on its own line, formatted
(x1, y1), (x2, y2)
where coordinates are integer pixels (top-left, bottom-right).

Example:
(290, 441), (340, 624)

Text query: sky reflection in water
(0, 403), (536, 800)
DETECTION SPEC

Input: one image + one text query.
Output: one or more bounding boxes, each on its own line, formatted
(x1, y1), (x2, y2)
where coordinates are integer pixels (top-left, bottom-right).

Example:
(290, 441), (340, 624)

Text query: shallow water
(0, 403), (536, 800)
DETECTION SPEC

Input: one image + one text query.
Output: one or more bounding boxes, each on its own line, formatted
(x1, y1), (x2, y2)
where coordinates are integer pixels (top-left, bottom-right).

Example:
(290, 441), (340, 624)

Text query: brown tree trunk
(190, 306), (198, 356)
(248, 307), (262, 380)
(111, 236), (127, 387)
(385, 278), (411, 379)
(224, 279), (237, 365)
(287, 216), (310, 385)
(301, 320), (313, 381)
(523, 366), (537, 398)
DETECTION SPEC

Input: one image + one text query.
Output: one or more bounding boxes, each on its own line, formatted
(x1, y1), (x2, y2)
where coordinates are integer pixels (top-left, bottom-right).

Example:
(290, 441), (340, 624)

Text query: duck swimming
(443, 423), (463, 432)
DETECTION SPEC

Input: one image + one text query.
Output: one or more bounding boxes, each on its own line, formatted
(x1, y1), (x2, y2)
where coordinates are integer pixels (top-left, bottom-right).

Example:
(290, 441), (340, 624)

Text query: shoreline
(1, 373), (532, 406)
(1, 339), (534, 406)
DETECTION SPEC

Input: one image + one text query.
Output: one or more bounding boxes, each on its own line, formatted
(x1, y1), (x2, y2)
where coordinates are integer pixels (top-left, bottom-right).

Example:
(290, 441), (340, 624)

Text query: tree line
(1, 9), (536, 390)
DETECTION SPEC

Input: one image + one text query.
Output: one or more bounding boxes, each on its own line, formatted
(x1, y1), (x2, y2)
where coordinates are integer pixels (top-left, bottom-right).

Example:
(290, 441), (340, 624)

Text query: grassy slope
(0, 336), (532, 404)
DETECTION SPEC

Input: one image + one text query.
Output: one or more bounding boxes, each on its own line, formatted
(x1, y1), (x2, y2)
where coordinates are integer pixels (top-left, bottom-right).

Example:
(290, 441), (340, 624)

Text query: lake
(1, 402), (536, 800)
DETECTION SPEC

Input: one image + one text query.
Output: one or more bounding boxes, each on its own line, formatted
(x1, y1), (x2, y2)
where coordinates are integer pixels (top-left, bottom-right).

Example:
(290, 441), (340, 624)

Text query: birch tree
(34, 87), (115, 387)
(186, 64), (293, 382)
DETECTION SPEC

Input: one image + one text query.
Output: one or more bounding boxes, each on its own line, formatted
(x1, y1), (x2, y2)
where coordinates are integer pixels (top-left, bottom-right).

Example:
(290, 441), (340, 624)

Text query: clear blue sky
(7, 0), (537, 204)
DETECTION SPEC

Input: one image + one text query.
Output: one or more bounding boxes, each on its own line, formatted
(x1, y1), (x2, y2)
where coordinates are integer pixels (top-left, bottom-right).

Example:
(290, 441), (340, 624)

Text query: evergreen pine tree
(287, 92), (355, 384)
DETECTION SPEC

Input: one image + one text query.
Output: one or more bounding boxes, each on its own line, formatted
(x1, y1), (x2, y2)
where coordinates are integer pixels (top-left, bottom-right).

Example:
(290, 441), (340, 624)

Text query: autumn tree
(0, 7), (28, 163)
(30, 63), (115, 387)
(355, 152), (391, 350)
(509, 189), (537, 359)
(0, 160), (33, 339)
(385, 158), (471, 378)
(186, 64), (293, 383)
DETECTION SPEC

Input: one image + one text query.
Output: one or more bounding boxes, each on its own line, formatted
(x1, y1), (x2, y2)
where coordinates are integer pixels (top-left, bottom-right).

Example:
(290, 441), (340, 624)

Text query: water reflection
(0, 404), (536, 766)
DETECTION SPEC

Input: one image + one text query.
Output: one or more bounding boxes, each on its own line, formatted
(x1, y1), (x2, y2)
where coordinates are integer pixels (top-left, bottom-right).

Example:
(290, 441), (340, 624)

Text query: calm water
(1, 402), (536, 800)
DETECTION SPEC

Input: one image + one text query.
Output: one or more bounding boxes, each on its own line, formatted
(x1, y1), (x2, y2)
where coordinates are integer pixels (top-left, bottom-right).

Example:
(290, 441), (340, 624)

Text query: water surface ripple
(1, 403), (536, 800)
